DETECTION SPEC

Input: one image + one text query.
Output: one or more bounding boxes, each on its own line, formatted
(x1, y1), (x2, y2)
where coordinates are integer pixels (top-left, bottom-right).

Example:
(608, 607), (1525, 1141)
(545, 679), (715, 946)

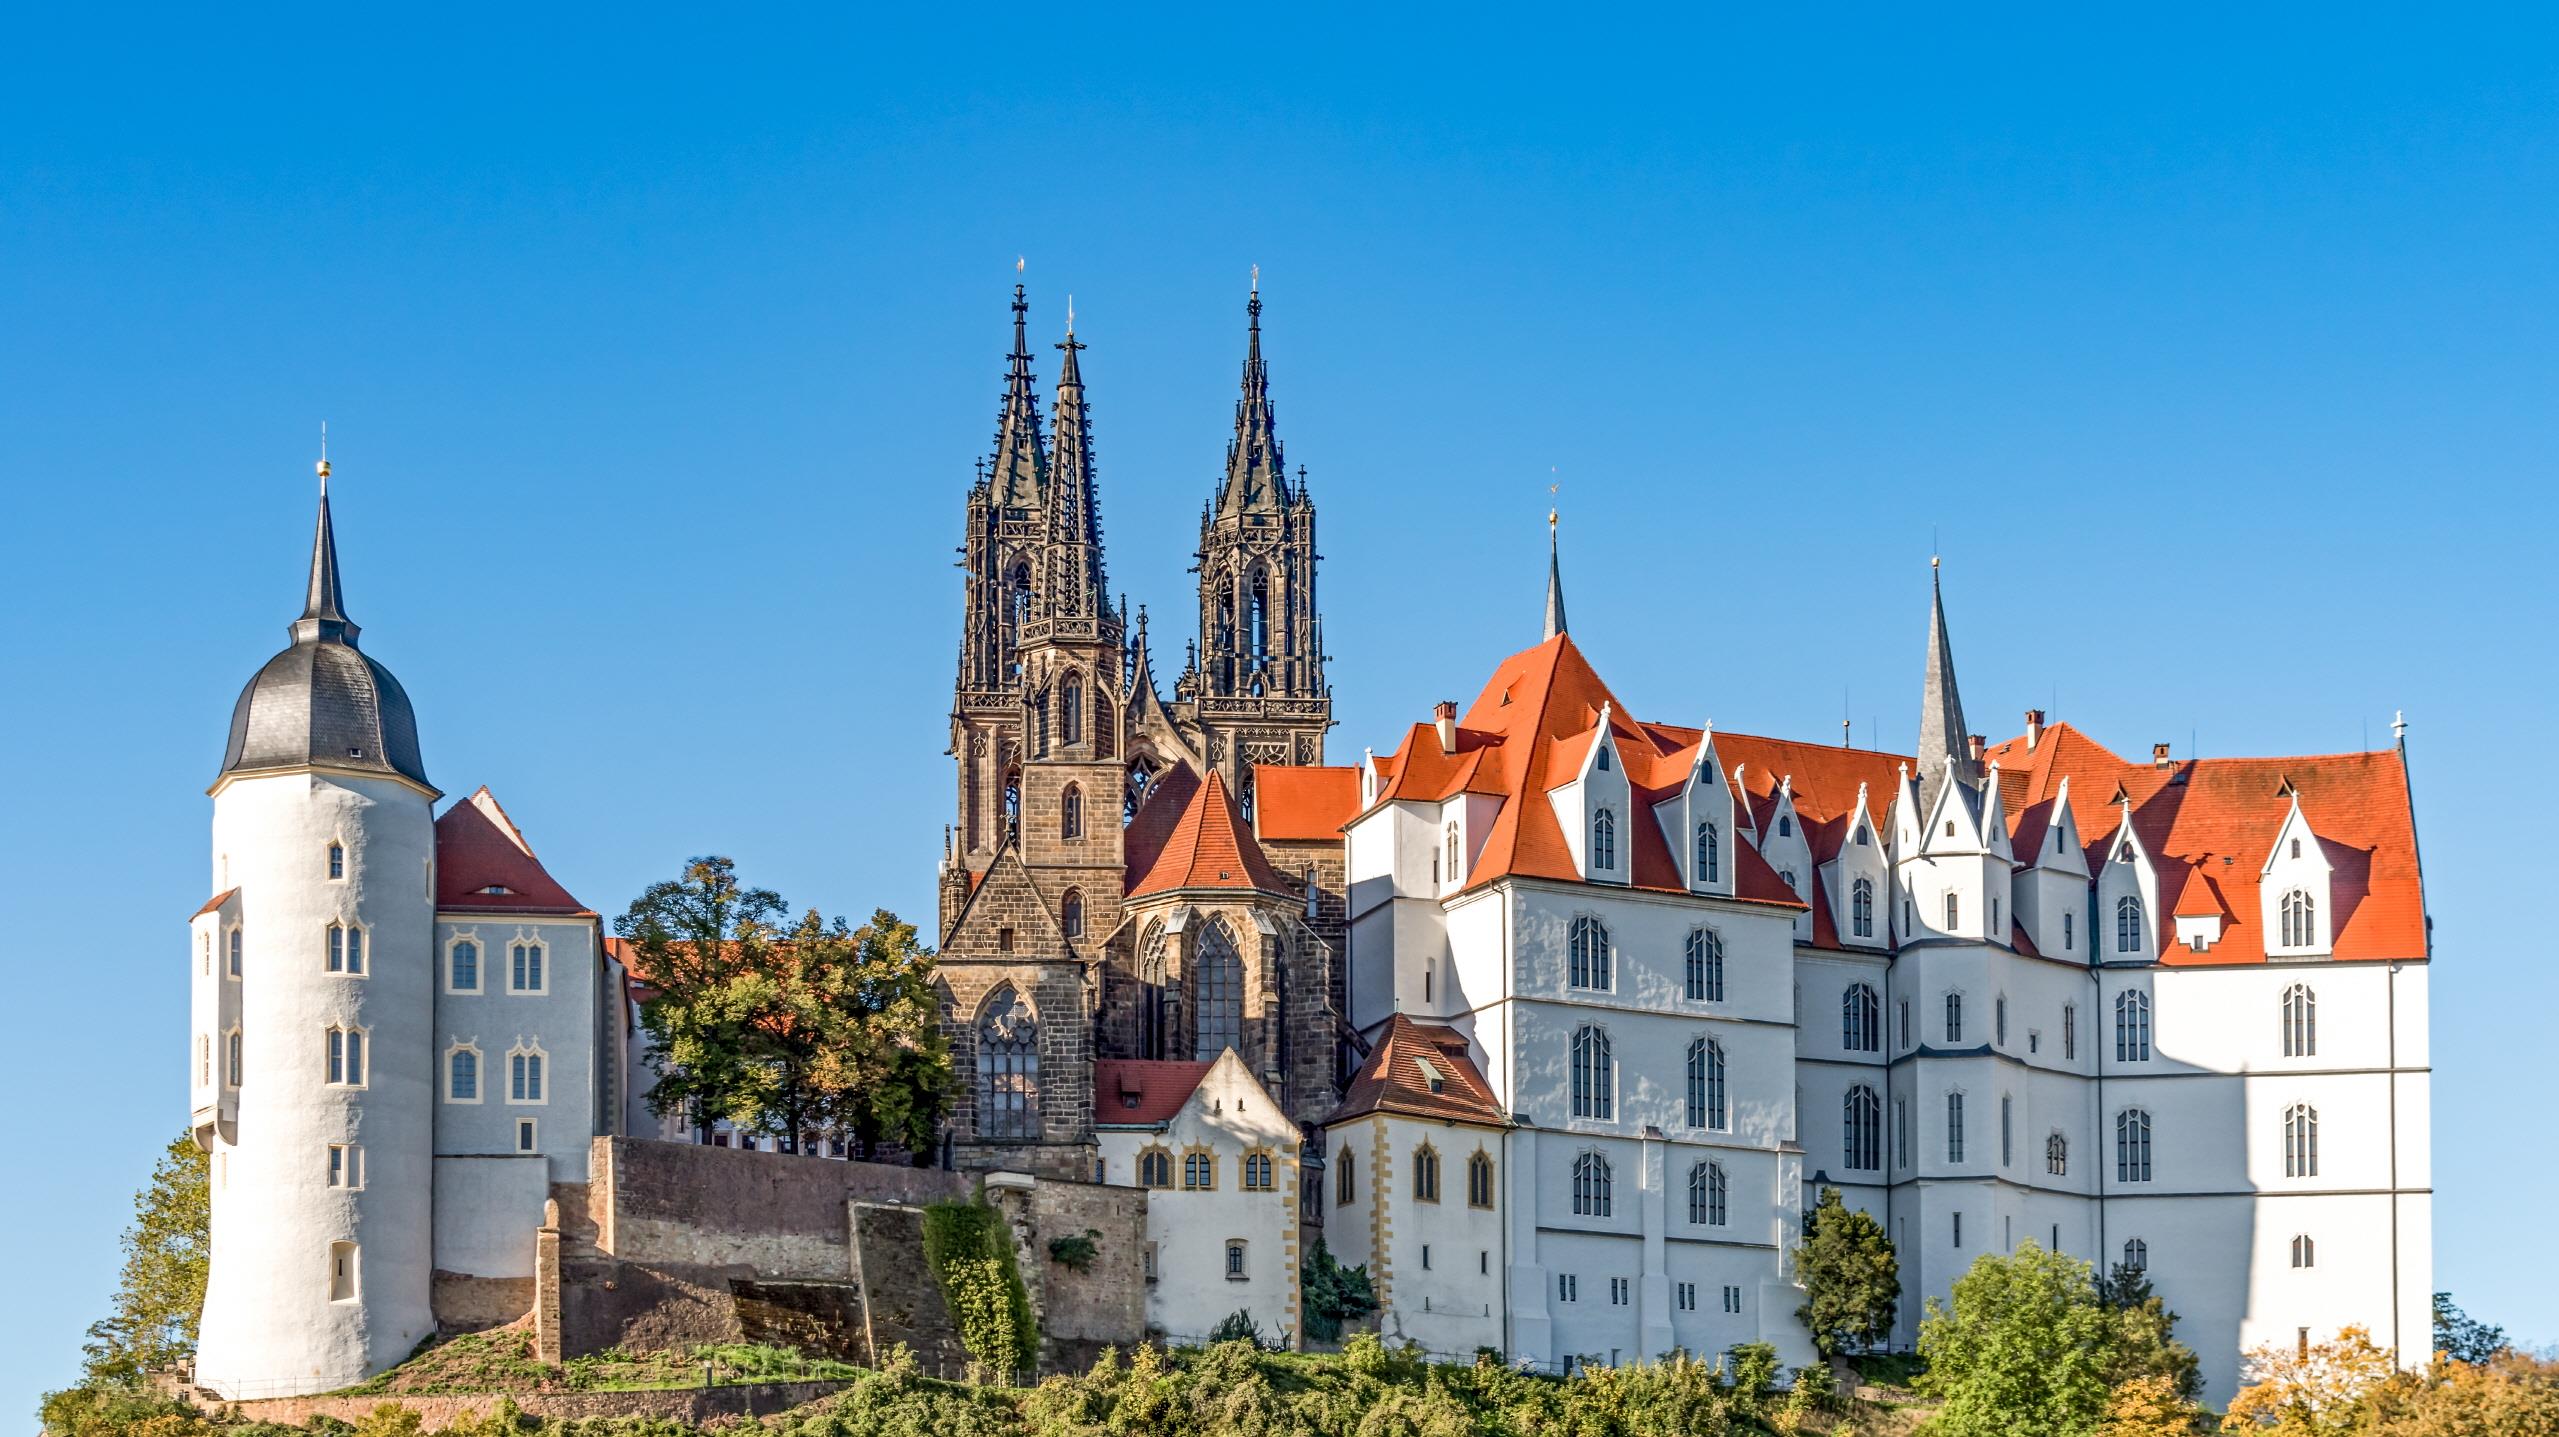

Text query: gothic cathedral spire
(988, 283), (1046, 512)
(1043, 307), (1107, 623)
(1915, 557), (1981, 817)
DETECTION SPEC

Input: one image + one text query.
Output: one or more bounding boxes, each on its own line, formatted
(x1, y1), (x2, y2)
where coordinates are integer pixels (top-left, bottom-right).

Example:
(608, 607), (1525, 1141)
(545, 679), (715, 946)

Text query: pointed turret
(1214, 280), (1287, 518)
(1543, 511), (1569, 641)
(1915, 557), (1980, 817)
(293, 455), (360, 647)
(1043, 304), (1106, 619)
(988, 284), (1046, 511)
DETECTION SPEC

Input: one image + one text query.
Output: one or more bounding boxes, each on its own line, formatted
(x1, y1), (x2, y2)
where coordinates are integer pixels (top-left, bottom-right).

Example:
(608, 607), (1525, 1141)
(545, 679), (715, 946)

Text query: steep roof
(1328, 1015), (1507, 1127)
(434, 788), (592, 916)
(1129, 768), (1288, 897)
(1092, 1059), (1216, 1126)
(1254, 764), (1361, 841)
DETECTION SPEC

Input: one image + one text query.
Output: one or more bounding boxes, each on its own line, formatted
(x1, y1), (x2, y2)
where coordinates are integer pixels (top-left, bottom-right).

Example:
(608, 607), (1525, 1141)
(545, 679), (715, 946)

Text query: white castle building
(1308, 543), (2430, 1403)
(189, 460), (629, 1398)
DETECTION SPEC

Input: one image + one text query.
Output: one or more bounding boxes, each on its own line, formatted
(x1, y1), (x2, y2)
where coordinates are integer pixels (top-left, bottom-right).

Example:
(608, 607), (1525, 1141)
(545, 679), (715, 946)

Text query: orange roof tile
(1129, 768), (1289, 898)
(1253, 764), (1362, 841)
(1328, 1015), (1507, 1127)
(434, 788), (592, 916)
(191, 886), (240, 919)
(2171, 864), (2227, 919)
(1092, 1059), (1215, 1126)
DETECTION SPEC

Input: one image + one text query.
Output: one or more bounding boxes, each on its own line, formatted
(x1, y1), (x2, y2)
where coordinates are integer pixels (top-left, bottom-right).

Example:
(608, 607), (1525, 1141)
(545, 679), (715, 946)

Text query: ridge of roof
(1092, 1058), (1216, 1126)
(1327, 1015), (1507, 1127)
(434, 790), (591, 915)
(1129, 768), (1289, 897)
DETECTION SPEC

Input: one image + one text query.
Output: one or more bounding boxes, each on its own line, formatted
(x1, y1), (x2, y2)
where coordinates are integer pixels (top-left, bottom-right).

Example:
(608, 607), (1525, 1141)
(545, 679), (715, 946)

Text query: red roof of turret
(1328, 1015), (1506, 1127)
(1129, 769), (1289, 897)
(434, 788), (592, 916)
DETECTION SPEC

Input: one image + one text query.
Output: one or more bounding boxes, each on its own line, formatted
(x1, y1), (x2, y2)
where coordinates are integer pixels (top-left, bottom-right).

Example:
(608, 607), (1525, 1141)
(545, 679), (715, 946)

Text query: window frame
(506, 1042), (549, 1105)
(445, 932), (483, 994)
(324, 1023), (367, 1088)
(445, 1043), (483, 1104)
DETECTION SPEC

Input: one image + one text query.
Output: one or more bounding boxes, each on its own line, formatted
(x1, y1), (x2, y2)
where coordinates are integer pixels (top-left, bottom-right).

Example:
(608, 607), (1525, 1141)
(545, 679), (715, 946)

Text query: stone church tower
(934, 283), (1346, 1185)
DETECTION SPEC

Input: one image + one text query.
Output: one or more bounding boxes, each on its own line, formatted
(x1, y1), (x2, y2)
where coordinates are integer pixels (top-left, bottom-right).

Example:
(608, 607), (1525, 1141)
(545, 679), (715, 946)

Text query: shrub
(1047, 1231), (1100, 1274)
(921, 1197), (1039, 1381)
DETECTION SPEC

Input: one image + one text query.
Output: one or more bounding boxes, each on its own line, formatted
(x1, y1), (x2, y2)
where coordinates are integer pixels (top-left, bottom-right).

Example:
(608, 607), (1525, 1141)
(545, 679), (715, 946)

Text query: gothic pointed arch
(1192, 916), (1245, 1060)
(975, 985), (1041, 1141)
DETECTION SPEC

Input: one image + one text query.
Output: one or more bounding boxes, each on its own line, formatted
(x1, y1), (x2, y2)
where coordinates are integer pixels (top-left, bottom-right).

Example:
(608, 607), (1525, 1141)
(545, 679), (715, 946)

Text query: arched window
(1192, 920), (1244, 1059)
(1844, 1086), (1882, 1170)
(2284, 1104), (2319, 1178)
(1596, 743), (1613, 773)
(1571, 1150), (1613, 1217)
(975, 988), (1040, 1140)
(1139, 1147), (1172, 1188)
(225, 1028), (243, 1088)
(2117, 895), (2146, 954)
(1851, 877), (1876, 938)
(448, 939), (480, 993)
(1947, 1092), (1966, 1163)
(1569, 916), (1612, 990)
(2291, 1234), (2316, 1269)
(1842, 983), (1880, 1052)
(507, 1044), (547, 1104)
(1686, 1037), (1726, 1129)
(2282, 984), (2316, 1058)
(1064, 673), (1088, 746)
(2115, 991), (2152, 1062)
(1781, 868), (1799, 894)
(1688, 1160), (1729, 1225)
(2123, 1238), (2148, 1273)
(1697, 822), (1720, 882)
(1137, 921), (1168, 1060)
(326, 842), (345, 879)
(1467, 1151), (1496, 1209)
(1002, 772), (1022, 842)
(325, 922), (365, 975)
(1336, 1151), (1355, 1205)
(1250, 571), (1269, 660)
(2116, 1108), (2154, 1182)
(1590, 808), (1617, 870)
(1243, 1150), (1275, 1191)
(1445, 823), (1461, 884)
(1944, 892), (1961, 929)
(1684, 927), (1722, 1001)
(2046, 1131), (2068, 1175)
(1778, 814), (1793, 838)
(227, 926), (242, 978)
(2281, 889), (2316, 948)
(1183, 1150), (1216, 1189)
(325, 1024), (366, 1087)
(1061, 783), (1084, 840)
(1060, 889), (1084, 940)
(1413, 1144), (1441, 1202)
(446, 1045), (479, 1102)
(1570, 1025), (1613, 1120)
(510, 939), (545, 994)
(1945, 992), (1964, 1044)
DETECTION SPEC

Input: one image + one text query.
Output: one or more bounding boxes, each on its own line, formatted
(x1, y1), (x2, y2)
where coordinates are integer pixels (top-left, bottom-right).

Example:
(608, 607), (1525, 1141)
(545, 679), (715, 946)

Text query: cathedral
(932, 283), (1353, 1196)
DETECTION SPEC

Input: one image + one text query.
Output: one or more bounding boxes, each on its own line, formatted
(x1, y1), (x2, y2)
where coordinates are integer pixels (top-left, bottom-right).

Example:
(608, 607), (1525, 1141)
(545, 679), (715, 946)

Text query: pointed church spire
(1044, 304), (1106, 618)
(1915, 556), (1979, 816)
(293, 440), (360, 647)
(1215, 271), (1285, 518)
(1542, 508), (1569, 641)
(987, 283), (1046, 511)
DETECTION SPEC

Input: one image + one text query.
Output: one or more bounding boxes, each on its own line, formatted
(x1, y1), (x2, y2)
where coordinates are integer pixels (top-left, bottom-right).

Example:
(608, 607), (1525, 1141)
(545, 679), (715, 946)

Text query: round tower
(192, 456), (439, 1398)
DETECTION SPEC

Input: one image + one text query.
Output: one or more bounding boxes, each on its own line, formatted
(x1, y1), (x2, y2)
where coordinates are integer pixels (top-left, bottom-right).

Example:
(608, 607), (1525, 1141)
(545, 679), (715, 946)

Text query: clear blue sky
(4, 5), (2553, 1420)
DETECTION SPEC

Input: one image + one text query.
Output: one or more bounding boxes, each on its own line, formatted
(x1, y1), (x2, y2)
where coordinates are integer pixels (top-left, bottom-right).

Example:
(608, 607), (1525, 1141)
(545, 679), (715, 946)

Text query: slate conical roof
(1915, 560), (1978, 818)
(219, 463), (432, 793)
(1542, 515), (1569, 641)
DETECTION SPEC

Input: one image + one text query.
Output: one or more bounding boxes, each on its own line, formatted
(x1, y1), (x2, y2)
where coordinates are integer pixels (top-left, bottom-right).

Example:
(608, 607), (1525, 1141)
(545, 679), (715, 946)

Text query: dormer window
(1855, 828), (1870, 847)
(2117, 896), (2146, 954)
(1590, 809), (1617, 870)
(479, 885), (514, 896)
(1697, 763), (1713, 787)
(1595, 744), (1612, 773)
(1778, 815), (1792, 838)
(2291, 838), (2302, 859)
(1695, 823), (1720, 883)
(1416, 1058), (1446, 1094)
(2279, 889), (2316, 948)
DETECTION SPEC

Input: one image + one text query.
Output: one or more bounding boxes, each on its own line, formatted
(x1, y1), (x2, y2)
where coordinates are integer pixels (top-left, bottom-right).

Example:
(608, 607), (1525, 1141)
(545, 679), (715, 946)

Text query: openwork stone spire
(1044, 305), (1107, 620)
(1215, 276), (1286, 519)
(987, 284), (1047, 511)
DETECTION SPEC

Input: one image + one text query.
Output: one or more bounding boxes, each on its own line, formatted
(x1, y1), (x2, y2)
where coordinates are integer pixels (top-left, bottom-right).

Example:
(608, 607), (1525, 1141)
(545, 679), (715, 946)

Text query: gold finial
(1931, 553), (1940, 570)
(1015, 254), (1025, 274)
(1549, 467), (1559, 527)
(317, 421), (331, 491)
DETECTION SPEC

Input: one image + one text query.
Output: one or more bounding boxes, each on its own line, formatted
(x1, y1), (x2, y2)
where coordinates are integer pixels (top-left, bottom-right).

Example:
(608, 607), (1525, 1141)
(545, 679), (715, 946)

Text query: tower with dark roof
(1914, 557), (1981, 818)
(1175, 282), (1332, 808)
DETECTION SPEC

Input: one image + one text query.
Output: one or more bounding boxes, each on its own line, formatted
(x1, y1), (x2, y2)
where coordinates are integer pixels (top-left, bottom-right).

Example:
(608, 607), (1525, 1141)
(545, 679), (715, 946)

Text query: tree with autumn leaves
(617, 857), (947, 1160)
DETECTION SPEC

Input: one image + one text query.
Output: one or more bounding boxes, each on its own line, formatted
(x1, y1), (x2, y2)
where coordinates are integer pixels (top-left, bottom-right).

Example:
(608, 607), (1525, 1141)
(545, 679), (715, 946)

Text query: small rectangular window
(327, 1143), (362, 1189)
(328, 1241), (359, 1301)
(516, 1119), (538, 1153)
(1723, 1284), (1741, 1314)
(327, 843), (345, 880)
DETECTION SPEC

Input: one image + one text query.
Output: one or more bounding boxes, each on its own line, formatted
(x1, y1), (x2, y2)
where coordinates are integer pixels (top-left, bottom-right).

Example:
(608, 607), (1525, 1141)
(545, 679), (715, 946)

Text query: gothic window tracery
(976, 989), (1040, 1140)
(1193, 920), (1244, 1060)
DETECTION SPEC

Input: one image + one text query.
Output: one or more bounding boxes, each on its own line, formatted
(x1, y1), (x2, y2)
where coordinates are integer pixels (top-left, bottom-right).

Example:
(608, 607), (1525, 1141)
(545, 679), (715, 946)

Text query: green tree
(1792, 1186), (1899, 1358)
(2095, 1262), (2202, 1402)
(617, 856), (787, 1135)
(2431, 1291), (2508, 1366)
(80, 1132), (211, 1385)
(811, 909), (950, 1161)
(1300, 1236), (1380, 1343)
(1917, 1241), (2115, 1437)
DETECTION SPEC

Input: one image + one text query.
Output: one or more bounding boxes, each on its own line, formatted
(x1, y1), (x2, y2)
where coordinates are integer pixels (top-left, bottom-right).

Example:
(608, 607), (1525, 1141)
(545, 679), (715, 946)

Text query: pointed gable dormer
(2013, 777), (2090, 959)
(1760, 775), (1812, 906)
(2031, 778), (2088, 876)
(1656, 729), (1736, 897)
(2096, 800), (2161, 963)
(1548, 702), (1630, 884)
(1981, 764), (2015, 864)
(2259, 789), (2335, 957)
(1829, 783), (1888, 948)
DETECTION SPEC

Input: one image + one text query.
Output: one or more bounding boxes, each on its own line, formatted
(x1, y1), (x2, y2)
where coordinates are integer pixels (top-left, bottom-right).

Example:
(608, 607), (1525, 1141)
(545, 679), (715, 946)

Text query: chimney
(1967, 734), (1987, 763)
(2152, 742), (2174, 767)
(1434, 701), (1457, 754)
(2024, 709), (2045, 752)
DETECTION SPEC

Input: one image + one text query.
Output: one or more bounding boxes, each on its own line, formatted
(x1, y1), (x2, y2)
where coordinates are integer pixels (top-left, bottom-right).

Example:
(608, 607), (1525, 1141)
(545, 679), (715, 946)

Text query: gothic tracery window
(1843, 982), (1881, 1052)
(1686, 1036), (1726, 1129)
(1137, 921), (1168, 1060)
(1060, 673), (1084, 746)
(976, 989), (1040, 1140)
(1570, 915), (1612, 990)
(1061, 783), (1084, 840)
(1571, 1025), (1613, 1120)
(1192, 920), (1244, 1060)
(2281, 889), (2316, 948)
(1844, 1085), (1882, 1170)
(2282, 983), (2316, 1058)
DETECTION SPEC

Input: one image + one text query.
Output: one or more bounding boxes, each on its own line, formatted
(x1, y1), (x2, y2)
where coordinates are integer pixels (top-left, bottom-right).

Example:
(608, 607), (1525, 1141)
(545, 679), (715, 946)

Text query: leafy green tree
(81, 1132), (211, 1385)
(1300, 1236), (1380, 1343)
(810, 909), (950, 1161)
(1792, 1186), (1899, 1358)
(1917, 1241), (2115, 1437)
(2096, 1262), (2203, 1402)
(617, 856), (787, 1135)
(2432, 1291), (2508, 1366)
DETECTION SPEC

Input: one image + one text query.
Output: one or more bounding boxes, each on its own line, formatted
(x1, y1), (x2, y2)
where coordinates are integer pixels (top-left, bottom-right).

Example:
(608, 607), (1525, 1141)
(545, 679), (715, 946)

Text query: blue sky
(4, 5), (2554, 1419)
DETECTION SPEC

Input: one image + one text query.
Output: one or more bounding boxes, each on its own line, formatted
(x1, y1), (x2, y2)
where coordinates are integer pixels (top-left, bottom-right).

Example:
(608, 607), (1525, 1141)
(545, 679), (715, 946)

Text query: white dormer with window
(2259, 790), (2334, 958)
(1759, 776), (1813, 940)
(2012, 777), (2091, 959)
(1826, 785), (1889, 949)
(2096, 805), (2161, 964)
(1654, 730), (1736, 898)
(1548, 703), (1630, 885)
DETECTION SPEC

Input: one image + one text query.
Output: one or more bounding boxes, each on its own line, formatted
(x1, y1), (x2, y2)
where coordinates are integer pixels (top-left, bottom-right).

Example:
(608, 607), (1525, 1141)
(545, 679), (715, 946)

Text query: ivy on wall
(921, 1197), (1039, 1380)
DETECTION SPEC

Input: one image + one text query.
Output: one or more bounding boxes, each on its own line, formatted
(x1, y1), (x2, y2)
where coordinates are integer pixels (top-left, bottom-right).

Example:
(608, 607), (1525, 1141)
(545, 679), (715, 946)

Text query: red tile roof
(192, 887), (240, 919)
(1092, 1059), (1215, 1126)
(1254, 764), (1362, 841)
(1327, 1015), (1507, 1127)
(434, 788), (592, 916)
(1128, 769), (1289, 898)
